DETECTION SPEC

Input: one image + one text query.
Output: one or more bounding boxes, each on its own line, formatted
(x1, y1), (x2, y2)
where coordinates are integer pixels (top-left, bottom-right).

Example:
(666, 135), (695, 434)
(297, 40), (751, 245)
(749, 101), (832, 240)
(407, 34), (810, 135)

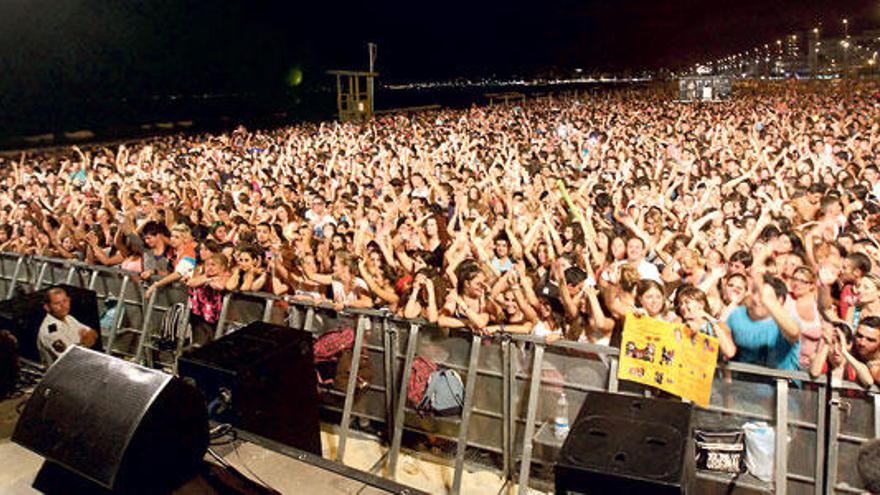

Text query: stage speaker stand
(555, 391), (694, 495)
(12, 346), (208, 494)
(178, 321), (322, 455)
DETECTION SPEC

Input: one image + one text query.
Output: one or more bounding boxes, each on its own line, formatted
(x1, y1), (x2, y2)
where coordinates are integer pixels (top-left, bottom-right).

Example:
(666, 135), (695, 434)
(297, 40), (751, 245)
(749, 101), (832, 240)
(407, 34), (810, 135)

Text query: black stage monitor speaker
(178, 321), (322, 455)
(555, 391), (694, 495)
(0, 284), (101, 363)
(12, 346), (208, 494)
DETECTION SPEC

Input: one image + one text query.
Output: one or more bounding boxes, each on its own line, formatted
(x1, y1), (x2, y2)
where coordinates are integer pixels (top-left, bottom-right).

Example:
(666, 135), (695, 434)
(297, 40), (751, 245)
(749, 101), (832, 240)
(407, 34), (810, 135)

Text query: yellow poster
(618, 313), (718, 407)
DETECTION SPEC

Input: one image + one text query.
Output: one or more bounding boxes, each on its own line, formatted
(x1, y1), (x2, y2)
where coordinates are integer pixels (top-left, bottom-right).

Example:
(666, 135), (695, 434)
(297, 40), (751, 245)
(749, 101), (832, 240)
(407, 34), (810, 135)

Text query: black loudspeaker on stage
(555, 391), (695, 495)
(12, 346), (209, 494)
(178, 321), (322, 455)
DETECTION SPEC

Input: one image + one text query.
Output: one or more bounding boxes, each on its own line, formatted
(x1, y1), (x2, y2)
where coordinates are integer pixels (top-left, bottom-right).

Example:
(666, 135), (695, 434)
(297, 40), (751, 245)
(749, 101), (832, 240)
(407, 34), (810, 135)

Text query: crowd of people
(2, 80), (880, 384)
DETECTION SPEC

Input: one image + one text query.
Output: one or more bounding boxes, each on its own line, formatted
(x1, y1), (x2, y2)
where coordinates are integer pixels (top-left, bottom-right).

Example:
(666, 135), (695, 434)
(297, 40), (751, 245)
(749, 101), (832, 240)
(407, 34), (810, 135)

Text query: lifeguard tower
(327, 70), (379, 122)
(328, 43), (378, 122)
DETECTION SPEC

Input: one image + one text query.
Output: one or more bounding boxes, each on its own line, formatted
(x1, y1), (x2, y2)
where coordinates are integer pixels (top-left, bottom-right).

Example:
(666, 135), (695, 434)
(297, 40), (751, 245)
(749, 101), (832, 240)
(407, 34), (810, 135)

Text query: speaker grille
(13, 346), (171, 488)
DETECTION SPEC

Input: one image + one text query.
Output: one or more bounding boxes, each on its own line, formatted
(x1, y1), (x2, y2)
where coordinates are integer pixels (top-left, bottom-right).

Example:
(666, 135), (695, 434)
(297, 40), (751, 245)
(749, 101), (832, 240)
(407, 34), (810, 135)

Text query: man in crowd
(726, 276), (801, 371)
(853, 316), (880, 383)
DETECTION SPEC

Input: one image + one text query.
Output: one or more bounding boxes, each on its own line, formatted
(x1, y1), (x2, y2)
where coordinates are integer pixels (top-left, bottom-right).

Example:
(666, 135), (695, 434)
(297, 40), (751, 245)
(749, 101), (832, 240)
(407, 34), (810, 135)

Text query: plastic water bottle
(554, 392), (570, 440)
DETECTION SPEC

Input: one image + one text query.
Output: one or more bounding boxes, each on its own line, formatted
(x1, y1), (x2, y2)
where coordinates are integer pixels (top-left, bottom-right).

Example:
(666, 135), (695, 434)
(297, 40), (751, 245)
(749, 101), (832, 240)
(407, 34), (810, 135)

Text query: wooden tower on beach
(328, 43), (378, 122)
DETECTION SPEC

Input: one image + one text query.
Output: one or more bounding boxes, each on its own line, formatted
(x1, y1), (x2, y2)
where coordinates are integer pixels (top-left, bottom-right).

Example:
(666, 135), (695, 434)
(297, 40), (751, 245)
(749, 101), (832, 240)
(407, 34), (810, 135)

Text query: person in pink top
(784, 266), (823, 369)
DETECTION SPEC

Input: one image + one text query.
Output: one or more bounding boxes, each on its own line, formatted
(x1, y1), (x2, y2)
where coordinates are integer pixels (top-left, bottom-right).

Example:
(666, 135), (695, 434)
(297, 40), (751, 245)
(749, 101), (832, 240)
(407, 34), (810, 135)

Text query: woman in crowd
(187, 253), (230, 345)
(784, 266), (824, 369)
(226, 244), (268, 293)
(845, 274), (880, 328)
(674, 284), (737, 360)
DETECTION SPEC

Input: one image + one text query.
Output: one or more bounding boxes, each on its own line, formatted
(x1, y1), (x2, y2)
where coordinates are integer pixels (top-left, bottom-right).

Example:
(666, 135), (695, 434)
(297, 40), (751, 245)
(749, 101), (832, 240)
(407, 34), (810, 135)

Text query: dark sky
(0, 0), (877, 134)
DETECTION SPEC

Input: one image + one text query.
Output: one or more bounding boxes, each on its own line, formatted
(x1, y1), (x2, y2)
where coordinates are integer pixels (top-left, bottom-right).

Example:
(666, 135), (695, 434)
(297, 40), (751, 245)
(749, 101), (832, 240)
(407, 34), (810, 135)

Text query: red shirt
(839, 284), (856, 319)
(821, 360), (858, 382)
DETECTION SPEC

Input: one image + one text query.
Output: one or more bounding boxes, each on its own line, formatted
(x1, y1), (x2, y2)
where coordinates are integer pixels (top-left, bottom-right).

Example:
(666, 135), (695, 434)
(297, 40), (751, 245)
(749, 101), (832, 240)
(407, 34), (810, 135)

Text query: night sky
(0, 0), (877, 136)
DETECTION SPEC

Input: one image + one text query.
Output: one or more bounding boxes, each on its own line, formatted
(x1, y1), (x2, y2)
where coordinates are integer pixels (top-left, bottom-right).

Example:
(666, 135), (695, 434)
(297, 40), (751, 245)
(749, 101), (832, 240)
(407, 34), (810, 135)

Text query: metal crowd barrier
(2, 253), (877, 495)
(827, 380), (880, 494)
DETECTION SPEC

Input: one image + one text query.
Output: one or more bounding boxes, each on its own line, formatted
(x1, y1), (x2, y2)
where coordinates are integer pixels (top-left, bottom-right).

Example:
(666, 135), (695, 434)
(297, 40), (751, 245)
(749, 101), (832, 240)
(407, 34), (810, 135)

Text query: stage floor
(0, 391), (511, 495)
(0, 439), (415, 495)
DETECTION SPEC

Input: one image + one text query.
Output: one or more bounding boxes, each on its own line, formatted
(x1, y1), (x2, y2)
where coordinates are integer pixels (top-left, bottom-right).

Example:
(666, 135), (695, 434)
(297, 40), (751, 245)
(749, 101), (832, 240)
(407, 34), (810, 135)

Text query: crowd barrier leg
(261, 298), (273, 323)
(383, 318), (397, 443)
(875, 394), (880, 439)
(336, 315), (369, 463)
(213, 294), (233, 340)
(516, 344), (545, 495)
(813, 382), (827, 495)
(451, 334), (483, 495)
(105, 275), (130, 354)
(827, 388), (842, 494)
(387, 323), (420, 479)
(502, 339), (513, 483)
(288, 305), (304, 330)
(64, 265), (77, 285)
(134, 288), (159, 363)
(775, 379), (789, 495)
(171, 302), (193, 374)
(33, 261), (49, 290)
(87, 270), (100, 292)
(607, 355), (619, 393)
(303, 307), (316, 333)
(6, 256), (24, 299)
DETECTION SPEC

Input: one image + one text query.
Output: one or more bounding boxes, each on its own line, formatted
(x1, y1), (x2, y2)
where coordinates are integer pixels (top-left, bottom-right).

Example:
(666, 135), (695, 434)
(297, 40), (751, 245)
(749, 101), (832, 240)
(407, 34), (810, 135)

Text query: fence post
(64, 265), (78, 286)
(87, 269), (100, 292)
(607, 355), (619, 393)
(337, 314), (369, 463)
(813, 381), (826, 495)
(826, 388), (841, 493)
(383, 317), (396, 441)
(34, 261), (49, 290)
(304, 307), (316, 333)
(874, 393), (880, 437)
(387, 323), (420, 479)
(517, 344), (545, 495)
(213, 293), (233, 340)
(775, 378), (789, 495)
(105, 274), (130, 354)
(134, 287), (158, 363)
(172, 301), (193, 374)
(6, 256), (24, 299)
(502, 338), (513, 482)
(288, 304), (304, 329)
(261, 297), (274, 322)
(451, 334), (483, 495)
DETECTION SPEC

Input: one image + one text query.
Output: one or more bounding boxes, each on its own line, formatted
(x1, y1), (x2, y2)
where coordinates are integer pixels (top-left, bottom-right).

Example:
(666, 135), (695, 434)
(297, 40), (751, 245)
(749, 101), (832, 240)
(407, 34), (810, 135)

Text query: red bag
(407, 355), (437, 408)
(313, 326), (354, 364)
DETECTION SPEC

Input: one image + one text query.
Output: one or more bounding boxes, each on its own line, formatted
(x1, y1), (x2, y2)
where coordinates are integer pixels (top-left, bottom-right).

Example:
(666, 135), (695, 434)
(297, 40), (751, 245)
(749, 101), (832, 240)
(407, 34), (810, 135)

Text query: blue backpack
(419, 367), (465, 416)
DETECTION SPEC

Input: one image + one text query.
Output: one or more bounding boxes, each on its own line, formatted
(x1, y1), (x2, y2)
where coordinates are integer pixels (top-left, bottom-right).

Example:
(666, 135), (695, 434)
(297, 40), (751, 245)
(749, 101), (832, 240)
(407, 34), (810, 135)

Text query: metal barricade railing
(26, 256), (150, 360)
(2, 252), (858, 494)
(827, 381), (880, 494)
(382, 321), (504, 495)
(0, 252), (21, 297)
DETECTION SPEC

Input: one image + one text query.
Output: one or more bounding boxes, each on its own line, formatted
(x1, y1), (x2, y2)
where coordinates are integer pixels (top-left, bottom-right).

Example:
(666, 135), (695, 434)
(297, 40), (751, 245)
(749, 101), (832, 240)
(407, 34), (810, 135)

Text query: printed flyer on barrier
(617, 313), (719, 407)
